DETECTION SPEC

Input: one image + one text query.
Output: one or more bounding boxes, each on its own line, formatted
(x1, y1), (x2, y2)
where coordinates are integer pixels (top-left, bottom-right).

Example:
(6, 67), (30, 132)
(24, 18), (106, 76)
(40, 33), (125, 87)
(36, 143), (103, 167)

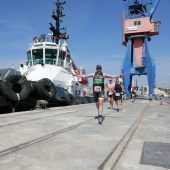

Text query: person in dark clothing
(114, 79), (125, 112)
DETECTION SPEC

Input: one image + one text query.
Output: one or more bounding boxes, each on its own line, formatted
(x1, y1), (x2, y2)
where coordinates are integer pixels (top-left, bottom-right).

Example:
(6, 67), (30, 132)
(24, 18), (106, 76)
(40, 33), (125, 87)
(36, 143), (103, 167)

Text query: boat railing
(34, 59), (43, 65)
(29, 35), (59, 48)
(20, 60), (29, 65)
(29, 43), (34, 48)
(57, 59), (64, 67)
(45, 58), (56, 65)
(65, 61), (71, 68)
(64, 62), (72, 72)
(33, 58), (57, 65)
(56, 59), (73, 72)
(32, 58), (72, 70)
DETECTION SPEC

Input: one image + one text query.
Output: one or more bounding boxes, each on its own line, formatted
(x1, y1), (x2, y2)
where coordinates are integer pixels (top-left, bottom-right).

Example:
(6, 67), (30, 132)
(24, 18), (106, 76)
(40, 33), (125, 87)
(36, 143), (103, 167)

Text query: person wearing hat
(107, 78), (115, 110)
(73, 65), (125, 124)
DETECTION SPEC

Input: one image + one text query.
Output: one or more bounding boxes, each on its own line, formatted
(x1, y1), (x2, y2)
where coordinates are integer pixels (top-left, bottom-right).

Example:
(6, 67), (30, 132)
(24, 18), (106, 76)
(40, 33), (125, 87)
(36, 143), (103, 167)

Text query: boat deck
(0, 99), (169, 170)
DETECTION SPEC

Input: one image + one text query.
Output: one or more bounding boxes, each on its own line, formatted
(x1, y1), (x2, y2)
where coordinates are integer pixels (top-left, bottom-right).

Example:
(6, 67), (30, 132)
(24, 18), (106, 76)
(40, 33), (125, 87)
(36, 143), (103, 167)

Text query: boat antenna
(49, 0), (69, 44)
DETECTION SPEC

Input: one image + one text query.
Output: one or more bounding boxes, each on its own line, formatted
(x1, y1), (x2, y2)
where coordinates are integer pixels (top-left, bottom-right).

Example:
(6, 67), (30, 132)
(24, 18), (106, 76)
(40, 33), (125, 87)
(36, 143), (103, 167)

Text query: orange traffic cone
(160, 98), (163, 105)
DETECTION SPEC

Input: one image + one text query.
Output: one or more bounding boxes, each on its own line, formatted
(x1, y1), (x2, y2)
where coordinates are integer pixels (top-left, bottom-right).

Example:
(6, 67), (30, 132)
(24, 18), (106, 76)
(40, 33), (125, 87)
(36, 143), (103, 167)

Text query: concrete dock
(0, 99), (169, 170)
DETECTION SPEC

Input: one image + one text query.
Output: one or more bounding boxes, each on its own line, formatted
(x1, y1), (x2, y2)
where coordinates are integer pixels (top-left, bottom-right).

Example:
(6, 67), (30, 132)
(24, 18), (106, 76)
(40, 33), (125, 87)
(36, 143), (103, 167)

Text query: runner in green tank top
(72, 65), (125, 124)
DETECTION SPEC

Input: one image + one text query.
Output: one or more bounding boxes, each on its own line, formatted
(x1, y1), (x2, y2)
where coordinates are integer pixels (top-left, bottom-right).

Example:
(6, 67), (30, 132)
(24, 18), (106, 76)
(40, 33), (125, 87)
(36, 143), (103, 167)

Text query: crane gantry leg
(121, 0), (160, 100)
(121, 36), (156, 99)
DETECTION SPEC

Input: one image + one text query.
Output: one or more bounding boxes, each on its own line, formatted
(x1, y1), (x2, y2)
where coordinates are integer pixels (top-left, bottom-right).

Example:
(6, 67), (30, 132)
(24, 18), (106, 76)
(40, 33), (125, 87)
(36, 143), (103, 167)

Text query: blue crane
(121, 0), (161, 99)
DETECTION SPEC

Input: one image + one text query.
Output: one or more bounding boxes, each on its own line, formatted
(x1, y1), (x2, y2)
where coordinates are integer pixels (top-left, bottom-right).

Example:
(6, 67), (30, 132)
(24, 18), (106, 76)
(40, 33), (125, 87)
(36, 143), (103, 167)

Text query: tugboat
(0, 0), (93, 113)
(18, 0), (93, 108)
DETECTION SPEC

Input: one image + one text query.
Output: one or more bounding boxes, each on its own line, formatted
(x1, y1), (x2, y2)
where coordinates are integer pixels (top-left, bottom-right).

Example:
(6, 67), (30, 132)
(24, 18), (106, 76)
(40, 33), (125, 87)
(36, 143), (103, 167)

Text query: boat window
(59, 50), (63, 60)
(45, 44), (57, 47)
(32, 49), (43, 65)
(57, 50), (64, 66)
(45, 49), (57, 65)
(65, 54), (71, 68)
(34, 44), (43, 47)
(66, 55), (71, 63)
(27, 51), (32, 66)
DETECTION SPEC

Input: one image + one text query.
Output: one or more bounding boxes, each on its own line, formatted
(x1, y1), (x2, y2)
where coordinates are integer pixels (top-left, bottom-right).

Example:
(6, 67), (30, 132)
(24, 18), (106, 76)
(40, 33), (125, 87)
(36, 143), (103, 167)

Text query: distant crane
(121, 0), (161, 99)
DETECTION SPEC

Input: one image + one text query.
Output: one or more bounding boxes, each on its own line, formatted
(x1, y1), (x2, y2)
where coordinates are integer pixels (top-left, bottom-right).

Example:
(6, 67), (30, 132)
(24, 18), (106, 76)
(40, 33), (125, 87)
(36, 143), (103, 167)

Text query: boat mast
(49, 0), (68, 44)
(49, 0), (78, 70)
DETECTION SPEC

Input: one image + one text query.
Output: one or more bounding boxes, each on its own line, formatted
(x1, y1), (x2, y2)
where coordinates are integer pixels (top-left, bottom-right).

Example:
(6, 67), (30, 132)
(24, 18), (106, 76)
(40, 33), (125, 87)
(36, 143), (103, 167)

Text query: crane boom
(148, 0), (160, 19)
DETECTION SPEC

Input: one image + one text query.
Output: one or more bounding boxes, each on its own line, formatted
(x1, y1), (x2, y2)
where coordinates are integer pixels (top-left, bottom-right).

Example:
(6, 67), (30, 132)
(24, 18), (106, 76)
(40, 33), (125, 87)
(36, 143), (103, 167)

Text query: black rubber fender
(1, 75), (31, 101)
(36, 78), (56, 100)
(0, 68), (21, 79)
(0, 79), (2, 95)
(29, 82), (38, 95)
(64, 91), (78, 105)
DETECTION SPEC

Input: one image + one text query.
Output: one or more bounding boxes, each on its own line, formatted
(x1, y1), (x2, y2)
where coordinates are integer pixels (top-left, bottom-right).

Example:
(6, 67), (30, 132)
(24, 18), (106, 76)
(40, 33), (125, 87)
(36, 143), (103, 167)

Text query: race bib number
(109, 91), (113, 95)
(115, 93), (120, 96)
(94, 86), (101, 92)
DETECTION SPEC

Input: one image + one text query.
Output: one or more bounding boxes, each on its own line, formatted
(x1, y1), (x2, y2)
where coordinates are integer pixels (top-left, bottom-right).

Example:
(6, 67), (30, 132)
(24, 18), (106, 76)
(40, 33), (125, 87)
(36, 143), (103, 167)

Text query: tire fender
(64, 90), (78, 105)
(1, 75), (31, 101)
(36, 78), (56, 100)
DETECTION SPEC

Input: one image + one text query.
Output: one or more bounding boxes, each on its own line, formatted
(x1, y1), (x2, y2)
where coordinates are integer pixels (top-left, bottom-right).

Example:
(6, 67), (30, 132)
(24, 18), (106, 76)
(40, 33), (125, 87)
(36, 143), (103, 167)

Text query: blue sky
(0, 0), (169, 88)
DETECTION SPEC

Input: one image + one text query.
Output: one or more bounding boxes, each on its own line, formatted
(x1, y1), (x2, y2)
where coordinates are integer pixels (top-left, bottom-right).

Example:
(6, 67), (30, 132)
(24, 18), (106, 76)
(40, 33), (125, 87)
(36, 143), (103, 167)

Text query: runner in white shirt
(107, 79), (115, 110)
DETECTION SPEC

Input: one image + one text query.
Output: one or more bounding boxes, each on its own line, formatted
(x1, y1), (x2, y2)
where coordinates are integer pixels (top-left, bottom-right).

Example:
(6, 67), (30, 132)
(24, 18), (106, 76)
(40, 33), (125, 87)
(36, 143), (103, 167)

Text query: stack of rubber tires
(1, 74), (30, 102)
(0, 69), (56, 103)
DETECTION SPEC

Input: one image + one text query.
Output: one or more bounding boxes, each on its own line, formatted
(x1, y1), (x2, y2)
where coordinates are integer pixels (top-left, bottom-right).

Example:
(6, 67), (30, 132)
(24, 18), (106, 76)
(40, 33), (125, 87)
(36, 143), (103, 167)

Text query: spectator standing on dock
(132, 87), (137, 102)
(73, 65), (125, 124)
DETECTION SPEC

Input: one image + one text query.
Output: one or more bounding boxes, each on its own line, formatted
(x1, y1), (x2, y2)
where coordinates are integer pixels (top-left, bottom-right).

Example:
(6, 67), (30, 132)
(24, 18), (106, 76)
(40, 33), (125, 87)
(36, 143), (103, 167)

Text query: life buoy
(36, 78), (56, 100)
(1, 75), (31, 101)
(75, 69), (83, 82)
(80, 78), (87, 85)
(75, 69), (81, 75)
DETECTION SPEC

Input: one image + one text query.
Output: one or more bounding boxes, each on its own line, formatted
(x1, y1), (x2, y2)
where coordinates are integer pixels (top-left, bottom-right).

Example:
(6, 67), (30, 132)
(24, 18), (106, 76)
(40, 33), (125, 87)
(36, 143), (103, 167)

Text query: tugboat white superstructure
(0, 0), (93, 113)
(19, 0), (92, 106)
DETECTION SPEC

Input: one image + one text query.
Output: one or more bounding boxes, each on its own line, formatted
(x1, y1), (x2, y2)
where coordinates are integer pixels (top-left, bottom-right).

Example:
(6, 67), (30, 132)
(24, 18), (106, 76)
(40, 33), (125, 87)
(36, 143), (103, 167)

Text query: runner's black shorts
(93, 90), (104, 102)
(114, 92), (121, 101)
